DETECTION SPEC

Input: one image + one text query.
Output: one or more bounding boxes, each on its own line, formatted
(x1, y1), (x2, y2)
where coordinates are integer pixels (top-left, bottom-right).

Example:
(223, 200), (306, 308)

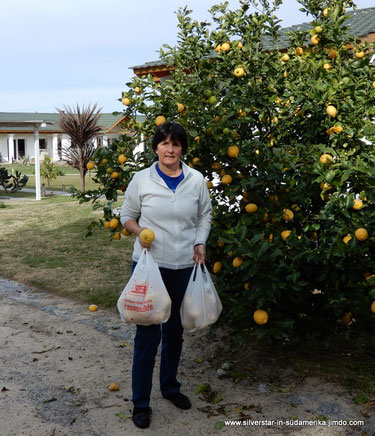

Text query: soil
(0, 277), (373, 436)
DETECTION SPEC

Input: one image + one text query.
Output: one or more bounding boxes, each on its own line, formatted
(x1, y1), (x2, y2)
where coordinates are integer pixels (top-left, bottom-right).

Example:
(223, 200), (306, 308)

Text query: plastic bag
(180, 263), (223, 332)
(117, 248), (171, 326)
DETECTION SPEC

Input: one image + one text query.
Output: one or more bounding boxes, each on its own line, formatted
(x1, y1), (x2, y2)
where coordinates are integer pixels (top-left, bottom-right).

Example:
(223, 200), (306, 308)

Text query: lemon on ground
(109, 218), (119, 230)
(253, 309), (268, 325)
(281, 230), (291, 241)
(213, 261), (222, 274)
(245, 203), (258, 214)
(86, 161), (95, 170)
(319, 153), (333, 165)
(355, 228), (368, 241)
(155, 115), (167, 126)
(343, 235), (352, 244)
(283, 209), (294, 221)
(227, 145), (239, 158)
(89, 304), (98, 312)
(222, 174), (232, 185)
(233, 257), (243, 268)
(353, 199), (363, 210)
(108, 382), (120, 391)
(139, 229), (155, 244)
(118, 154), (128, 164)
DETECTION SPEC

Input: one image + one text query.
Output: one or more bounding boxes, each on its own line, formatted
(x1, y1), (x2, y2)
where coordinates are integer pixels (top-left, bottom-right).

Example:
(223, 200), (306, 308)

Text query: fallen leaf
(215, 421), (225, 430)
(1, 387), (9, 392)
(195, 383), (210, 395)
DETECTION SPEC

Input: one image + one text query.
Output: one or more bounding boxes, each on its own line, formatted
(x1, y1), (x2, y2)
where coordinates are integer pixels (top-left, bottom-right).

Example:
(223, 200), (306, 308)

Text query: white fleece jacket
(120, 161), (212, 269)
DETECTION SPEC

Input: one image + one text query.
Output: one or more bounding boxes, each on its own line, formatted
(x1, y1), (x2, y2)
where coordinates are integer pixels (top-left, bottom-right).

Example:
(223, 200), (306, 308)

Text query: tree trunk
(79, 147), (85, 192)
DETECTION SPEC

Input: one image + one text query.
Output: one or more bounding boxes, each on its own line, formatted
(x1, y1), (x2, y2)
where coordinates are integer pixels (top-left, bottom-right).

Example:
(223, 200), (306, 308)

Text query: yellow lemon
(227, 146), (239, 158)
(355, 228), (368, 241)
(253, 309), (268, 325)
(118, 154), (128, 164)
(319, 153), (333, 165)
(222, 174), (232, 185)
(213, 261), (222, 274)
(155, 115), (167, 126)
(343, 235), (352, 244)
(139, 229), (155, 244)
(110, 171), (119, 179)
(177, 103), (185, 113)
(356, 51), (365, 59)
(283, 209), (294, 221)
(233, 257), (243, 268)
(113, 232), (121, 240)
(245, 203), (258, 214)
(326, 105), (337, 117)
(122, 228), (131, 236)
(353, 199), (363, 210)
(89, 304), (98, 312)
(86, 161), (95, 170)
(328, 49), (338, 59)
(281, 230), (291, 241)
(295, 47), (304, 55)
(244, 282), (250, 291)
(311, 35), (320, 45)
(234, 67), (245, 78)
(134, 87), (141, 95)
(221, 42), (230, 52)
(371, 301), (375, 313)
(108, 382), (120, 391)
(342, 313), (351, 325)
(282, 54), (290, 62)
(109, 218), (119, 230)
(122, 97), (131, 106)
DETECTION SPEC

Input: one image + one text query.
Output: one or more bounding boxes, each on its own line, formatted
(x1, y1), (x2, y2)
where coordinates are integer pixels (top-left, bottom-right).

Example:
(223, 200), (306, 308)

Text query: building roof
(0, 112), (126, 134)
(131, 7), (375, 71)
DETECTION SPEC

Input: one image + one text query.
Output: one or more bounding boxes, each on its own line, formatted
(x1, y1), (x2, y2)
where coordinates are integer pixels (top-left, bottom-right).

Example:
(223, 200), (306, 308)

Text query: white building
(0, 112), (137, 163)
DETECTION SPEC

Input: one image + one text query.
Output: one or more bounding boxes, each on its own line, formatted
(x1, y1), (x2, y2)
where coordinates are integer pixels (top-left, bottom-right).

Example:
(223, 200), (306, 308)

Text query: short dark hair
(151, 121), (188, 154)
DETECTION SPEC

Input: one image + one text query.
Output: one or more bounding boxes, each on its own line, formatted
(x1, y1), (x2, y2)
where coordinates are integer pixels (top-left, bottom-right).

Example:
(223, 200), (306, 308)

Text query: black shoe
(132, 406), (152, 428)
(162, 392), (191, 410)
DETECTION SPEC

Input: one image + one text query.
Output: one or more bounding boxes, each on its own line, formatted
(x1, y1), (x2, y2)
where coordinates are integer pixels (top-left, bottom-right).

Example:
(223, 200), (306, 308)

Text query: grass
(1, 162), (99, 191)
(0, 195), (133, 307)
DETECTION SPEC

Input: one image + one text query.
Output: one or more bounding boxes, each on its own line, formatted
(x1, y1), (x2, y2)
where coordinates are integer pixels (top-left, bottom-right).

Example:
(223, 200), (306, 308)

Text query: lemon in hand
(139, 229), (155, 244)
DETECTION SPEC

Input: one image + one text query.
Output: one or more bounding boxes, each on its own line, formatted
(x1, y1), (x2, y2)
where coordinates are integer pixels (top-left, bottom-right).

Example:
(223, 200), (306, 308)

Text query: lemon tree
(79, 0), (375, 342)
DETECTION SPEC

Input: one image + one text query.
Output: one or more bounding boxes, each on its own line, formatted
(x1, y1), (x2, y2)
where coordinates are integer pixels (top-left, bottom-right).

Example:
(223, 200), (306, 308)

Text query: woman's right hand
(137, 227), (153, 250)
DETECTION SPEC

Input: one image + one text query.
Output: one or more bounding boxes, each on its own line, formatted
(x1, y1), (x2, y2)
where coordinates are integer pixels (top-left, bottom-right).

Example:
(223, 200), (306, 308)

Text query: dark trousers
(131, 261), (193, 408)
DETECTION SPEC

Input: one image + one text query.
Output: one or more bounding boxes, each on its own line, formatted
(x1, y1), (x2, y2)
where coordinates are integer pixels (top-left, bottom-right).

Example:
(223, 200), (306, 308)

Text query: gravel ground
(0, 277), (373, 436)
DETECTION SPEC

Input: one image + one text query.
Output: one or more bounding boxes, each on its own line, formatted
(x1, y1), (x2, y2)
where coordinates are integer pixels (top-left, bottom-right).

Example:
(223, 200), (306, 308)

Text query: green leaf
(215, 421), (225, 430)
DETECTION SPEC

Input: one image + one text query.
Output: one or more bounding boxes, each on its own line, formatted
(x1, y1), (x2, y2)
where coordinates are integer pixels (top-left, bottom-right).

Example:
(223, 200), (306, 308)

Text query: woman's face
(156, 136), (182, 169)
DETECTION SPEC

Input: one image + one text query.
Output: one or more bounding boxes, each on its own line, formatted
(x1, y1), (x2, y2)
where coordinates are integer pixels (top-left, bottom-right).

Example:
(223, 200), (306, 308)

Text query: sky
(0, 0), (373, 114)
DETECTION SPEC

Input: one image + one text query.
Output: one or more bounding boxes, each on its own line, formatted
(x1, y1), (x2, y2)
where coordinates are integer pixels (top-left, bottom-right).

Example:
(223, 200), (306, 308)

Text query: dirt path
(0, 277), (373, 435)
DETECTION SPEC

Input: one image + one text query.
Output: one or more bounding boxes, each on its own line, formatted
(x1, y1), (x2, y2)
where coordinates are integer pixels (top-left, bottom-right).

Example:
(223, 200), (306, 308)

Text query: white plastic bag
(180, 263), (223, 332)
(117, 248), (171, 326)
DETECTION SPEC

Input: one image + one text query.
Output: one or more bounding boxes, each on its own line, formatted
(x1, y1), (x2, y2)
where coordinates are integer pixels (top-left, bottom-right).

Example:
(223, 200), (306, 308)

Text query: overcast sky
(0, 0), (373, 114)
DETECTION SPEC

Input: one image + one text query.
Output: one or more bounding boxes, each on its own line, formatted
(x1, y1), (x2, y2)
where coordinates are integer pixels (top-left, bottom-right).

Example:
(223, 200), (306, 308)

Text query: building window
(39, 139), (47, 150)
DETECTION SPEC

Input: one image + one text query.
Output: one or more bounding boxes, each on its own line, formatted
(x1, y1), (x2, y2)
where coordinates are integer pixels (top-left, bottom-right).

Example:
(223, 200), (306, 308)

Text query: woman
(120, 121), (212, 429)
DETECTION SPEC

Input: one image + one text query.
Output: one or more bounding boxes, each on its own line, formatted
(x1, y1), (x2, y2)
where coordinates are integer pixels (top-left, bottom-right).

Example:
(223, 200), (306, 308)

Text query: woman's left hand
(194, 244), (206, 264)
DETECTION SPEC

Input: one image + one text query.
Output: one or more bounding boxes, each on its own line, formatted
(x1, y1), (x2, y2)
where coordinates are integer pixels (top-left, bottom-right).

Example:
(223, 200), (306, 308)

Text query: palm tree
(56, 104), (103, 191)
